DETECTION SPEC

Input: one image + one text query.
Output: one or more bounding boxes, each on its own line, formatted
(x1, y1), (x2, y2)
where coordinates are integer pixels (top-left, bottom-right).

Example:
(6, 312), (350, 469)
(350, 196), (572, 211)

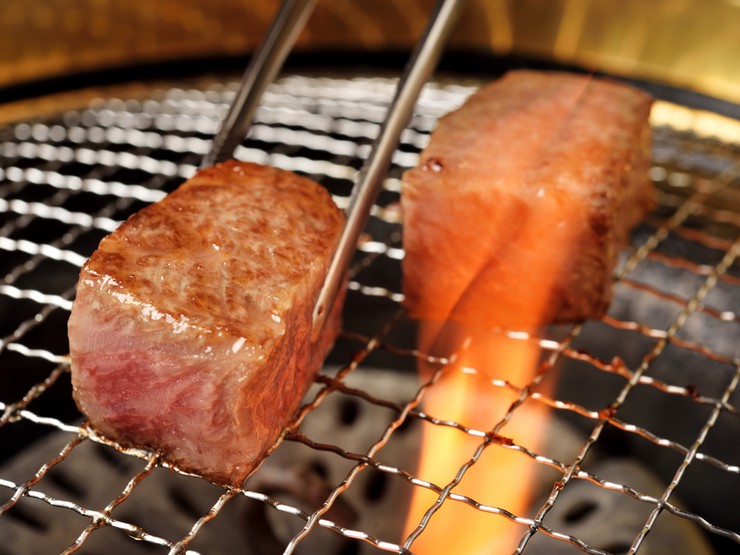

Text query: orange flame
(403, 322), (551, 553)
(402, 150), (586, 552)
(401, 76), (601, 553)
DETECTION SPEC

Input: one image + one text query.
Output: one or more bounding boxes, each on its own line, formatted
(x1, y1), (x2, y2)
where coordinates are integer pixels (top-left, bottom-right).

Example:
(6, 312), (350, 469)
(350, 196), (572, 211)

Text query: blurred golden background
(1, 0), (738, 104)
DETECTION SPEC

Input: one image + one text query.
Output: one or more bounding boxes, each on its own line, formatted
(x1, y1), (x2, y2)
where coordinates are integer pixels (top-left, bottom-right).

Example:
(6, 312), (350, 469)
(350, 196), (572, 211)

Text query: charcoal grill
(0, 1), (739, 554)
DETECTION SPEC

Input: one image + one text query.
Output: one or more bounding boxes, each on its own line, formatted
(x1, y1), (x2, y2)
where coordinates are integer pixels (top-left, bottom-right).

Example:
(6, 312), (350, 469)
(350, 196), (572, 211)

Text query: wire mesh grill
(0, 74), (738, 555)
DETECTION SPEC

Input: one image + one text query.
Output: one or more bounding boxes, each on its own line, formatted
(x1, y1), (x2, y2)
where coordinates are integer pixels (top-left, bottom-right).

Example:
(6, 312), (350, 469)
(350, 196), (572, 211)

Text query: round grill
(0, 74), (738, 554)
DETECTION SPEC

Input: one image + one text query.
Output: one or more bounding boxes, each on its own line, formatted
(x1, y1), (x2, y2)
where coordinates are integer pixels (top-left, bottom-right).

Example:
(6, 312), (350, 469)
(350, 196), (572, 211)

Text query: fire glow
(395, 74), (630, 552)
(400, 192), (584, 552)
(401, 157), (585, 553)
(402, 322), (553, 553)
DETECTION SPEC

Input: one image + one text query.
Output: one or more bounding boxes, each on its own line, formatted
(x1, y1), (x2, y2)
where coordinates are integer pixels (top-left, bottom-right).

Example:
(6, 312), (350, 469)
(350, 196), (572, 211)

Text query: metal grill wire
(0, 75), (737, 554)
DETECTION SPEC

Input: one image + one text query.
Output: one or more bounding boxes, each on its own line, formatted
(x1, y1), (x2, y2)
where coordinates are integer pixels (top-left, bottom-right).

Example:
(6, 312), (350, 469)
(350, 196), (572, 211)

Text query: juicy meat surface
(68, 161), (344, 485)
(402, 70), (654, 329)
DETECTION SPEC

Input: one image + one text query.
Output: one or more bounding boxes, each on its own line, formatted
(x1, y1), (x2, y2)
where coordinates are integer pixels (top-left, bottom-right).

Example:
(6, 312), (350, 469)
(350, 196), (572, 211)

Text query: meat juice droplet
(423, 157), (444, 172)
(231, 336), (246, 353)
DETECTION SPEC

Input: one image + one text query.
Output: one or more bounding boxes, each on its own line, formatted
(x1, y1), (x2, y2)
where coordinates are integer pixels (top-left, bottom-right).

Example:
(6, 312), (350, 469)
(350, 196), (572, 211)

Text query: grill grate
(0, 74), (738, 555)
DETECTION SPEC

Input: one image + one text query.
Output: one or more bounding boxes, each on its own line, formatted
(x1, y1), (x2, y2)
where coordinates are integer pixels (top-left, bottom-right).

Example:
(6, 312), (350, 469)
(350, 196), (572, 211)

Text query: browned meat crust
(69, 161), (344, 485)
(402, 70), (654, 329)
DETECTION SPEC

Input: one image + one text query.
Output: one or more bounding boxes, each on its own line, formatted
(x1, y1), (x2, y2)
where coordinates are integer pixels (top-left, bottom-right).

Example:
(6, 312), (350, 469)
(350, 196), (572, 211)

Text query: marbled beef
(402, 70), (654, 329)
(69, 161), (344, 485)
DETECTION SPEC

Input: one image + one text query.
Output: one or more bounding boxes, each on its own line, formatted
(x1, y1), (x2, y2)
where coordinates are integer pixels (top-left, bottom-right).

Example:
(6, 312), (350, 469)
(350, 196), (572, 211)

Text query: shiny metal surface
(202, 0), (317, 168)
(0, 75), (737, 554)
(311, 0), (465, 339)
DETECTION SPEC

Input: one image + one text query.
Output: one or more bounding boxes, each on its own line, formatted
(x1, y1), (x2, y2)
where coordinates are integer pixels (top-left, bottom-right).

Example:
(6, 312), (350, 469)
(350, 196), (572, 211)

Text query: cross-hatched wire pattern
(0, 75), (738, 555)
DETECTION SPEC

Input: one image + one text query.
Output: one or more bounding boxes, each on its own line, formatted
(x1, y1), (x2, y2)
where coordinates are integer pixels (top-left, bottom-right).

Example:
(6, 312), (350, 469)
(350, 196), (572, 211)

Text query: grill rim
(2, 52), (740, 128)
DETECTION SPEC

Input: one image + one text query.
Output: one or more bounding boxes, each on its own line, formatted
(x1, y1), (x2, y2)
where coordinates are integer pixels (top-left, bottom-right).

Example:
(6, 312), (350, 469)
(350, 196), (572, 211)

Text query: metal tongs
(202, 0), (465, 340)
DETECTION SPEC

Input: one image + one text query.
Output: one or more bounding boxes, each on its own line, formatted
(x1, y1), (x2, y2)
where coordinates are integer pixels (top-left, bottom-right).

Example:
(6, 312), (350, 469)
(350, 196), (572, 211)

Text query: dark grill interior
(0, 74), (738, 554)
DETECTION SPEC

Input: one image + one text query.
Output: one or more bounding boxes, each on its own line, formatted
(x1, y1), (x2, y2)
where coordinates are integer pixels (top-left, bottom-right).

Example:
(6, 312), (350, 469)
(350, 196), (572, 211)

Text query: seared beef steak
(402, 70), (654, 329)
(69, 161), (344, 485)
